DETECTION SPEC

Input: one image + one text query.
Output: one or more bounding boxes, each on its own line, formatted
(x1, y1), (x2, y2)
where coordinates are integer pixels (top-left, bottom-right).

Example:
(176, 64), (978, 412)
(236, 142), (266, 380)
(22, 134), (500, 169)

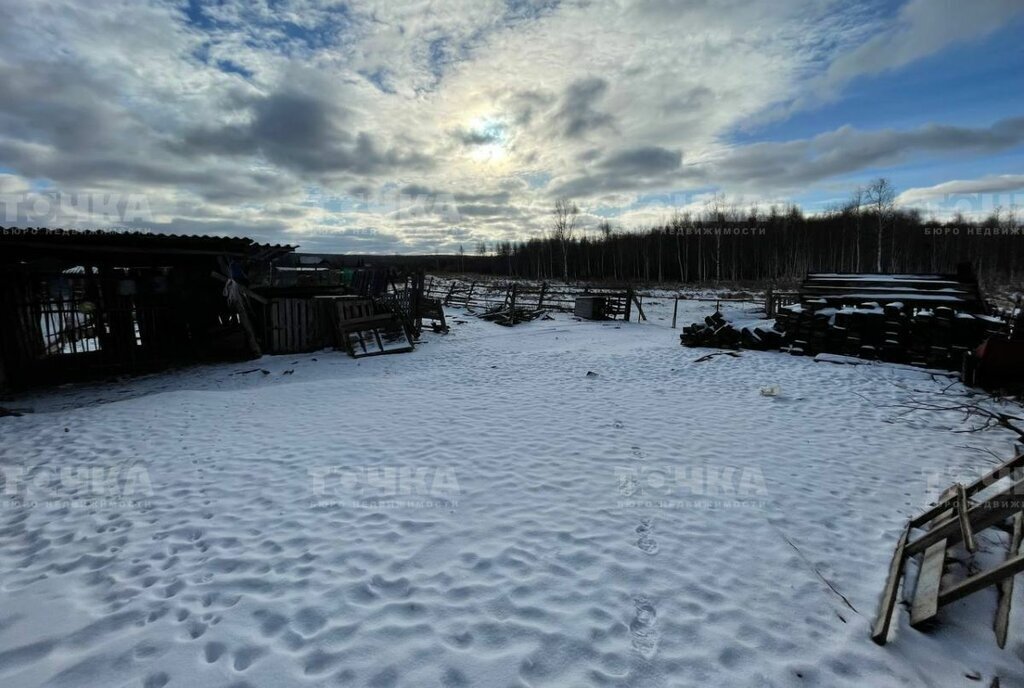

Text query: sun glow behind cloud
(463, 117), (510, 164)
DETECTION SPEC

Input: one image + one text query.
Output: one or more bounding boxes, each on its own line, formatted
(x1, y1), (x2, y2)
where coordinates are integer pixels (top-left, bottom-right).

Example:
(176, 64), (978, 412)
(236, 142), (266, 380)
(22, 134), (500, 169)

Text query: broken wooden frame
(319, 296), (414, 358)
(475, 283), (548, 327)
(872, 452), (1024, 647)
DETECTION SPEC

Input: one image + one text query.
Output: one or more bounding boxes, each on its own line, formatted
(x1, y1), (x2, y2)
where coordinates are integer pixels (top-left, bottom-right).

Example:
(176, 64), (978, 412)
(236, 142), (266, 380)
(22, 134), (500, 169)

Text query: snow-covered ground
(2, 299), (1024, 687)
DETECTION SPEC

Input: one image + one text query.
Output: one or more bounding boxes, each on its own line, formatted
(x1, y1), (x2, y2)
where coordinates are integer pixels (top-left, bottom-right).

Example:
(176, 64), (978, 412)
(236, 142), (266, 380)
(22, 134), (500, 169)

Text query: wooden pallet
(873, 453), (1024, 646)
(320, 296), (414, 358)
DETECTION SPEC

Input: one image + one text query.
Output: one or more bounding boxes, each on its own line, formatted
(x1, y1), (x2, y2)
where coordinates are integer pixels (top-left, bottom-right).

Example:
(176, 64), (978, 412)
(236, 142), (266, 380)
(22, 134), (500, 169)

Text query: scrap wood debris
(872, 452), (1024, 651)
(478, 305), (549, 327)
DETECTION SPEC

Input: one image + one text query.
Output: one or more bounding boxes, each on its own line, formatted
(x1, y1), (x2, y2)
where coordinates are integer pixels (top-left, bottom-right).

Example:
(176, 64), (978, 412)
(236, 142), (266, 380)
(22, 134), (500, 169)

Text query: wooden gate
(265, 298), (327, 354)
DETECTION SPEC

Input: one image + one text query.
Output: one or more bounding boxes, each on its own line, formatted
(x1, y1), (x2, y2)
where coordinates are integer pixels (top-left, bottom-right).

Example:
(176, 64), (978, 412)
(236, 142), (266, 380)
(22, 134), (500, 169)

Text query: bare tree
(704, 193), (727, 282)
(865, 178), (895, 273)
(552, 199), (579, 281)
(597, 220), (613, 277)
(846, 186), (864, 271)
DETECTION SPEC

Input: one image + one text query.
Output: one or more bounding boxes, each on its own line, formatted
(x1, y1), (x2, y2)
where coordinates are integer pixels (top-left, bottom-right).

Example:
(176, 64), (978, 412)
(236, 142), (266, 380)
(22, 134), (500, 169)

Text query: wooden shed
(0, 228), (293, 390)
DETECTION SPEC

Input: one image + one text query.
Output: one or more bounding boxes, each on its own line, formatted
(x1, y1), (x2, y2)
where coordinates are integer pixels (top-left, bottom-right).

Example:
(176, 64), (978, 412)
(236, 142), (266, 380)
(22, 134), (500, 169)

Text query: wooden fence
(424, 278), (642, 321)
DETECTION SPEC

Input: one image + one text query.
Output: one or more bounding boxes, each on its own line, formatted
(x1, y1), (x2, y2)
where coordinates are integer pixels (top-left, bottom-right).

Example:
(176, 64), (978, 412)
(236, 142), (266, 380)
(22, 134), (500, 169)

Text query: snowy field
(2, 297), (1024, 687)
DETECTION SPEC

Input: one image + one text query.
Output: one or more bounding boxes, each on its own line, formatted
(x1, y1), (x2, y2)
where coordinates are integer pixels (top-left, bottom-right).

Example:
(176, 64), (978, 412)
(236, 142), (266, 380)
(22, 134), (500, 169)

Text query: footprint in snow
(635, 518), (659, 555)
(630, 596), (659, 659)
(617, 472), (640, 498)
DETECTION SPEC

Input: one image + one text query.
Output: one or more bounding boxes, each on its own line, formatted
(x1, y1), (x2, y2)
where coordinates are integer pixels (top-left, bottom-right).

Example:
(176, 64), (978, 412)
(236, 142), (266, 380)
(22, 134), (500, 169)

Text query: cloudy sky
(0, 0), (1022, 253)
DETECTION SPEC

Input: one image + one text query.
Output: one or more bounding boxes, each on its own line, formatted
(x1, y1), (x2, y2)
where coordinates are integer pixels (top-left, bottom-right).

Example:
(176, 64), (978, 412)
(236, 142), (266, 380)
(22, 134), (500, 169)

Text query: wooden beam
(906, 477), (1024, 557)
(939, 551), (1024, 608)
(910, 539), (947, 628)
(956, 484), (978, 553)
(632, 293), (647, 321)
(872, 526), (910, 645)
(965, 454), (1024, 498)
(995, 512), (1024, 648)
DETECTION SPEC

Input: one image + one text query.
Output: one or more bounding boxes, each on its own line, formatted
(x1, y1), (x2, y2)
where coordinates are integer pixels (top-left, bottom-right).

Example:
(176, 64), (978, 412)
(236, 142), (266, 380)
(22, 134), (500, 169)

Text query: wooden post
(632, 291), (648, 321)
(233, 293), (262, 358)
(672, 297), (679, 329)
(509, 283), (517, 325)
(624, 287), (633, 322)
(871, 526), (909, 645)
(995, 512), (1024, 648)
(537, 282), (547, 310)
(412, 272), (424, 335)
(766, 286), (774, 318)
(212, 269), (262, 358)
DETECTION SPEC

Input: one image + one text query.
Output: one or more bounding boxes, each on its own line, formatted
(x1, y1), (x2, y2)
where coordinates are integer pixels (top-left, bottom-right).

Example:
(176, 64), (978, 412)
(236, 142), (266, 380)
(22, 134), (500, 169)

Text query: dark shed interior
(0, 229), (293, 390)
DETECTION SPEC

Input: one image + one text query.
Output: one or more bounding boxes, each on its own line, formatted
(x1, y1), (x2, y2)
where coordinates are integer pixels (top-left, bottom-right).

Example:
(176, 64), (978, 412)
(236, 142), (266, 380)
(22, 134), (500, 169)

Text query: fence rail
(424, 278), (644, 321)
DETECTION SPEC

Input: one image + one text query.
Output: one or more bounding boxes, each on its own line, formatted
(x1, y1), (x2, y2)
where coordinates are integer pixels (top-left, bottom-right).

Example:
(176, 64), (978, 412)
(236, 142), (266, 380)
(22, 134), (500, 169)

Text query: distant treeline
(381, 204), (1024, 285)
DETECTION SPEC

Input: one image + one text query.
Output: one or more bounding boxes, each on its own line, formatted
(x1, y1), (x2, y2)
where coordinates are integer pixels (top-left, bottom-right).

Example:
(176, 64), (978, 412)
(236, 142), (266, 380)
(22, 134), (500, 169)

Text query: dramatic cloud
(827, 0), (1024, 83)
(180, 80), (433, 175)
(898, 175), (1024, 206)
(0, 0), (1020, 250)
(556, 78), (616, 139)
(703, 117), (1024, 190)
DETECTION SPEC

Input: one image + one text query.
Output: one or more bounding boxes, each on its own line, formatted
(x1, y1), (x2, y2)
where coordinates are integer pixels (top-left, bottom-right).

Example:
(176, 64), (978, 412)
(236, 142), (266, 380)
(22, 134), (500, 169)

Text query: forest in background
(360, 181), (1024, 286)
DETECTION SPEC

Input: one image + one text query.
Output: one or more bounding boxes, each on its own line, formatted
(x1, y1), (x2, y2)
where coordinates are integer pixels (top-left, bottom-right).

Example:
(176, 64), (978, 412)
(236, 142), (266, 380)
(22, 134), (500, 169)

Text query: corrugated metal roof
(0, 227), (295, 254)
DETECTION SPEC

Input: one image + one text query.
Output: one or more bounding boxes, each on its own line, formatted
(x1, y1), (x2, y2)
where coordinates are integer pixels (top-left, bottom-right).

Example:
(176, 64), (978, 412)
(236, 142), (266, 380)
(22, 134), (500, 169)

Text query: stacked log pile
(682, 301), (1006, 371)
(774, 300), (1006, 369)
(683, 273), (1008, 370)
(680, 311), (783, 350)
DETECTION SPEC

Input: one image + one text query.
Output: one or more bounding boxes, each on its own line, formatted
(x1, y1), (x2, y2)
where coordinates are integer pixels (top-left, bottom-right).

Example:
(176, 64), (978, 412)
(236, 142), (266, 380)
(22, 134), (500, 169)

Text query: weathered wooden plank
(272, 301), (281, 353)
(872, 526), (910, 645)
(956, 484), (977, 553)
(910, 539), (947, 627)
(965, 454), (1024, 497)
(297, 299), (307, 351)
(995, 512), (1024, 648)
(939, 551), (1024, 608)
(906, 477), (1024, 557)
(909, 454), (1024, 530)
